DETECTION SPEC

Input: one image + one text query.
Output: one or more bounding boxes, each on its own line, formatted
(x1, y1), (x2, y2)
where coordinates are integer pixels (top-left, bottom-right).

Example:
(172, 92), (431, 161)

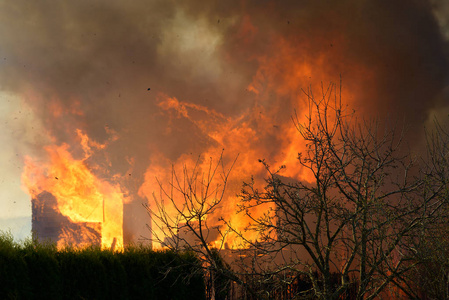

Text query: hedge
(0, 233), (205, 300)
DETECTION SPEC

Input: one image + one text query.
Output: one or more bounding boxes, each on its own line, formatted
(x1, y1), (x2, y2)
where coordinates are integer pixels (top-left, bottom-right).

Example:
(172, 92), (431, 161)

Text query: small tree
(237, 84), (447, 299)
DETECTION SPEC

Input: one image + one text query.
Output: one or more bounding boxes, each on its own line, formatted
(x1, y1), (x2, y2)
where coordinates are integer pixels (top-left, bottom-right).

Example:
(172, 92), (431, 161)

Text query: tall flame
(138, 32), (361, 249)
(7, 0), (446, 251)
(22, 133), (125, 250)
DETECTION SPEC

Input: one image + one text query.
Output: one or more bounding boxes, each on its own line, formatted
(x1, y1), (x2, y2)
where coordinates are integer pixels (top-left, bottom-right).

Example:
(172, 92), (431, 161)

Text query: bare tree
(237, 83), (447, 299)
(143, 153), (262, 299)
(146, 83), (449, 300)
(406, 120), (449, 299)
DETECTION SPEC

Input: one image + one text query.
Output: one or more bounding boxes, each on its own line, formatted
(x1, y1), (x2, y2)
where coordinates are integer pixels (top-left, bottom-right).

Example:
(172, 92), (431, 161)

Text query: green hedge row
(0, 234), (205, 300)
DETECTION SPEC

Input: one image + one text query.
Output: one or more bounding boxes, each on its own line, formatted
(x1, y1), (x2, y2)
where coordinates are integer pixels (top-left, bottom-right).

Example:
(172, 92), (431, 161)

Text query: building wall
(32, 191), (101, 247)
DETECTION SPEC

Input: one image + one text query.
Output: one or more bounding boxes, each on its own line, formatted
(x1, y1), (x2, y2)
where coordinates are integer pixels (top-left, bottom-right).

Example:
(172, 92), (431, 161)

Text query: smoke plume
(1, 0), (448, 242)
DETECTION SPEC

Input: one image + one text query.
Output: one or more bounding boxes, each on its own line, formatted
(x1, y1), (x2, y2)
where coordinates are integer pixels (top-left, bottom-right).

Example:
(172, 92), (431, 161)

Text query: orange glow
(21, 14), (373, 252)
(139, 27), (373, 249)
(139, 150), (269, 249)
(22, 133), (125, 250)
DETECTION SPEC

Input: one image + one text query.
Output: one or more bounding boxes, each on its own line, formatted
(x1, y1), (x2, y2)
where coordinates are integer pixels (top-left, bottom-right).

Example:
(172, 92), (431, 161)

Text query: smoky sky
(1, 0), (448, 240)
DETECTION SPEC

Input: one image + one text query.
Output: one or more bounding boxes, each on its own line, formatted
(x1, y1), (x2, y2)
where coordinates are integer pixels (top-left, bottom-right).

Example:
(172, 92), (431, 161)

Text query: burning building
(32, 191), (102, 248)
(0, 0), (447, 249)
(23, 143), (125, 250)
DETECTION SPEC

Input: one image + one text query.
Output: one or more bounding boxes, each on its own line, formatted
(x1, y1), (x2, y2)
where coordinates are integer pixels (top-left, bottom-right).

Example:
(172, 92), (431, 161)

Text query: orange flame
(22, 133), (125, 250)
(139, 24), (369, 249)
(20, 14), (371, 251)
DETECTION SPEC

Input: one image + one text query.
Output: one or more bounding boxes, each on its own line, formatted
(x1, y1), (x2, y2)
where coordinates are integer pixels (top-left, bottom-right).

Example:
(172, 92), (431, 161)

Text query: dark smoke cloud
(1, 0), (448, 241)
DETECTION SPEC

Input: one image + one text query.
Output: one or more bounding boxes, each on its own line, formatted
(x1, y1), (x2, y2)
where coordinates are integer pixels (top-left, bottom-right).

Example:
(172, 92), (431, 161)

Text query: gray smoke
(1, 0), (448, 242)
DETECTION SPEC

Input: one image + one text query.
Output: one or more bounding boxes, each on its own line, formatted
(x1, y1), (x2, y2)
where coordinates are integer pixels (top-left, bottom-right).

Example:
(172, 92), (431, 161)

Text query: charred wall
(32, 191), (101, 247)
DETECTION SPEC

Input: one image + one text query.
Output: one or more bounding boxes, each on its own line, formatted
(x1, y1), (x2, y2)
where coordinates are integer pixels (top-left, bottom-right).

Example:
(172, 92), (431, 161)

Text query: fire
(17, 4), (377, 251)
(22, 132), (125, 250)
(139, 30), (364, 249)
(2, 2), (446, 297)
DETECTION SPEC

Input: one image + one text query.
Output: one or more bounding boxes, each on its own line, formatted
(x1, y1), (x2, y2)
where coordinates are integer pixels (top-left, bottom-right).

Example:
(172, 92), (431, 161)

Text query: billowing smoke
(1, 0), (448, 243)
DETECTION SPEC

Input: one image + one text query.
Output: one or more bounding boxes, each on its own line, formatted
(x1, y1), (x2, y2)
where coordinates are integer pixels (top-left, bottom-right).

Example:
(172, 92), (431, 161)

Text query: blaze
(22, 132), (125, 250)
(139, 28), (366, 249)
(19, 7), (374, 251)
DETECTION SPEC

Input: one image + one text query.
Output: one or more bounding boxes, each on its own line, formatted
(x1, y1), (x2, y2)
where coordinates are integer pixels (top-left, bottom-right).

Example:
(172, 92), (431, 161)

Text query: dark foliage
(0, 233), (205, 300)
